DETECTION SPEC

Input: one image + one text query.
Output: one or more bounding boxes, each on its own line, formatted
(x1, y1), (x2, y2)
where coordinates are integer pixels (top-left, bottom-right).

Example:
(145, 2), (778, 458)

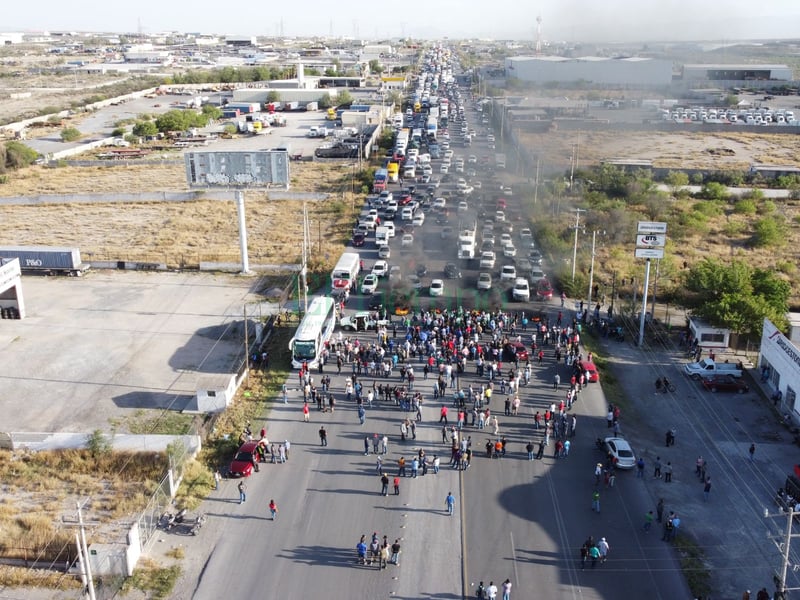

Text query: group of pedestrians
(355, 533), (401, 569)
(475, 578), (513, 600)
(579, 536), (611, 569)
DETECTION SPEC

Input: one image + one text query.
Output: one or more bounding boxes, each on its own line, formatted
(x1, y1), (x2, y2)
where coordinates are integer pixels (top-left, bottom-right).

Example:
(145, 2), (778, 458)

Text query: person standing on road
(597, 537), (610, 563)
(380, 473), (389, 496)
(664, 461), (673, 483)
(394, 475), (401, 495)
(502, 579), (512, 600)
(588, 543), (601, 568)
(703, 477), (712, 501)
(445, 491), (456, 515)
(536, 440), (545, 460)
(237, 480), (246, 504)
(592, 490), (600, 513)
(486, 581), (498, 599)
(302, 401), (310, 422)
(653, 456), (662, 479)
(644, 510), (654, 532)
(656, 498), (665, 523)
(526, 441), (534, 461)
(213, 469), (221, 490)
(749, 443), (756, 461)
(390, 539), (401, 565)
(358, 404), (366, 425)
(382, 434), (389, 455)
(553, 374), (560, 390)
(439, 405), (449, 424)
(268, 499), (278, 520)
(364, 435), (370, 456)
(319, 426), (328, 446)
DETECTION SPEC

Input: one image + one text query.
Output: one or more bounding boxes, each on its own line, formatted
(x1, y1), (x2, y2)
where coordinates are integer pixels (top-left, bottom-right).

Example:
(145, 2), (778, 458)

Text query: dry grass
(0, 565), (82, 590)
(0, 162), (359, 268)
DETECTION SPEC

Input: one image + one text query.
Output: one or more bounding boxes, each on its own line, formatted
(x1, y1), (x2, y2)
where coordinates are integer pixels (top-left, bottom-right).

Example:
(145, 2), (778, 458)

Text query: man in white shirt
(486, 581), (498, 599)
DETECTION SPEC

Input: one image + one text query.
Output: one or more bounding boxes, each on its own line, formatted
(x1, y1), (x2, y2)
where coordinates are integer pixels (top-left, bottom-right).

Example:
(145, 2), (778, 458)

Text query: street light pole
(570, 208), (586, 282)
(586, 230), (598, 319)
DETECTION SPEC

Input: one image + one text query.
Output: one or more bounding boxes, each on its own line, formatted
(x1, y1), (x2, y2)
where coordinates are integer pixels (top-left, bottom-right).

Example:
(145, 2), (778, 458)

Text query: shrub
(752, 217), (786, 248)
(776, 260), (796, 275)
(757, 199), (776, 215)
(60, 127), (81, 142)
(733, 199), (757, 215)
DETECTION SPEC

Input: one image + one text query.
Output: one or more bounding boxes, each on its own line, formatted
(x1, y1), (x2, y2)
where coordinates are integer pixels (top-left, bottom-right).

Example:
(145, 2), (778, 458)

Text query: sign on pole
(636, 234), (666, 247)
(635, 248), (665, 259)
(637, 221), (668, 234)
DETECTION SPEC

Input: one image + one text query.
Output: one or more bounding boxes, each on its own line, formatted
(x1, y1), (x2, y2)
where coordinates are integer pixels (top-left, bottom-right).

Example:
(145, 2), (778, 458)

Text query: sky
(3, 0), (800, 43)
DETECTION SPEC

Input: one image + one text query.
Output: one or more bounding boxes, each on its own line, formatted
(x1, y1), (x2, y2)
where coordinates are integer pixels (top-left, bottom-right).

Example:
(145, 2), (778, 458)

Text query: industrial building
(682, 64), (793, 82)
(759, 318), (800, 420)
(505, 56), (673, 87)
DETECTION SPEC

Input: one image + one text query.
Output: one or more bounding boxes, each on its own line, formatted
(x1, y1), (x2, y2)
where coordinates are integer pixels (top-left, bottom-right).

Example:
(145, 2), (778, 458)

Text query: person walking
(237, 480), (246, 504)
(364, 435), (370, 456)
(644, 510), (654, 532)
(664, 461), (673, 483)
(592, 490), (600, 513)
(636, 457), (645, 478)
(380, 473), (389, 496)
(703, 477), (712, 501)
(588, 543), (601, 568)
(268, 499), (278, 520)
(536, 440), (545, 460)
(656, 498), (665, 523)
(653, 456), (662, 479)
(390, 539), (401, 565)
(319, 426), (328, 446)
(749, 443), (756, 461)
(394, 476), (401, 495)
(526, 441), (534, 461)
(502, 578), (512, 600)
(553, 373), (560, 390)
(213, 469), (221, 491)
(302, 401), (310, 422)
(445, 491), (456, 516)
(358, 404), (366, 425)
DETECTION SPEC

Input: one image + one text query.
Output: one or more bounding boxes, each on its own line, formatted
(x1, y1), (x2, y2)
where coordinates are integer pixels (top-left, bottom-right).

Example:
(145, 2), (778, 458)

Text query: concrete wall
(0, 432), (201, 453)
(506, 56), (673, 87)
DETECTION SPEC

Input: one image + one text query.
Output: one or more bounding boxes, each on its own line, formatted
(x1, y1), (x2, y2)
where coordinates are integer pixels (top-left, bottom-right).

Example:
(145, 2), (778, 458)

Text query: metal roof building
(505, 56), (673, 87)
(682, 64), (793, 81)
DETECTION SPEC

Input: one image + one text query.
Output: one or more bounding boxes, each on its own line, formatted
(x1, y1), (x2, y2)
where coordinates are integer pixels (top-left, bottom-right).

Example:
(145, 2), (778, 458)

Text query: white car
(512, 278), (530, 301)
(467, 154), (477, 164)
(495, 211), (506, 222)
(412, 213), (425, 226)
(500, 233), (513, 247)
(401, 233), (414, 247)
(500, 265), (517, 281)
(455, 163), (464, 173)
(457, 200), (469, 212)
(429, 279), (444, 297)
(477, 272), (492, 290)
(479, 251), (496, 269)
(444, 149), (454, 159)
(372, 260), (389, 278)
(473, 181), (482, 189)
(408, 274), (423, 290)
(384, 222), (396, 237)
(360, 274), (379, 294)
(378, 246), (391, 259)
(603, 437), (636, 469)
(389, 265), (402, 282)
(503, 245), (517, 258)
(439, 164), (449, 174)
(520, 228), (533, 241)
(433, 197), (447, 210)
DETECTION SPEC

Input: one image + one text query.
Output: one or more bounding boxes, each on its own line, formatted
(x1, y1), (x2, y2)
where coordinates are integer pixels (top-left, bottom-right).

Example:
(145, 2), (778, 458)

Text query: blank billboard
(185, 151), (290, 188)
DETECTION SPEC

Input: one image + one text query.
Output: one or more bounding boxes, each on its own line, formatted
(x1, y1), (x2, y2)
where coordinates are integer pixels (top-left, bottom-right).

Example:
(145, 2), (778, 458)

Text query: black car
(436, 214), (450, 226)
(444, 263), (462, 279)
(416, 264), (428, 278)
(368, 292), (384, 311)
(529, 250), (543, 266)
(352, 232), (366, 247)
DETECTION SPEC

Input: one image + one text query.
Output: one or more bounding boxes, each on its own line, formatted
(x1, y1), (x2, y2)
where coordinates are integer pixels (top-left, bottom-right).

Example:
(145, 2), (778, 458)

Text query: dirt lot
(520, 128), (800, 172)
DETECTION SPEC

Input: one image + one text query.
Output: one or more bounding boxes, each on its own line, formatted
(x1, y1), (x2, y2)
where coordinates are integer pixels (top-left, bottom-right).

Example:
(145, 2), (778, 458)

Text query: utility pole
(586, 230), (603, 319)
(638, 259), (651, 347)
(650, 259), (661, 319)
(570, 208), (586, 282)
(765, 506), (800, 598)
(533, 158), (540, 205)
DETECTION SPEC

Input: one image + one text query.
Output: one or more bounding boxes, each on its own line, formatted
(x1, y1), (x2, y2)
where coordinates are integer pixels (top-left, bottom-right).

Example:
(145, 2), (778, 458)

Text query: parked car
(228, 441), (259, 478)
(360, 274), (379, 294)
(701, 374), (750, 393)
(603, 437), (636, 469)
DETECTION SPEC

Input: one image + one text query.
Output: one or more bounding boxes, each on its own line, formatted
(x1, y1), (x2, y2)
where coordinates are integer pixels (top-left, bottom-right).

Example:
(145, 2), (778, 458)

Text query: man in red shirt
(439, 405), (448, 424)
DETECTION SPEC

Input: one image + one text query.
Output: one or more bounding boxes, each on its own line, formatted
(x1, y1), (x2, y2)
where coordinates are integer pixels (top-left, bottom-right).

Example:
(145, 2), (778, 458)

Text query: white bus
(331, 252), (360, 293)
(289, 296), (337, 369)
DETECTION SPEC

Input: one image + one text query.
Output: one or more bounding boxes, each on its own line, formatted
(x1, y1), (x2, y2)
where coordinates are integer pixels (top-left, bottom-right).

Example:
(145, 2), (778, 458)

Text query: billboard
(184, 151), (290, 188)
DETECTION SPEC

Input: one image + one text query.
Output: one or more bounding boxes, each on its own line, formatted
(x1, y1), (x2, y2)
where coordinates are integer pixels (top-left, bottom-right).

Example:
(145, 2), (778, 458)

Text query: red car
(228, 441), (259, 478)
(536, 278), (553, 300)
(352, 232), (366, 247)
(502, 341), (529, 362)
(701, 374), (750, 394)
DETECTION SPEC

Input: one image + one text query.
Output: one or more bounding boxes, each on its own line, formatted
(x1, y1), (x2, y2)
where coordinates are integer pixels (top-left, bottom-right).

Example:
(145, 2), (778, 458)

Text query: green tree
(317, 95), (334, 109)
(752, 216), (786, 247)
(683, 258), (789, 339)
(132, 120), (158, 137)
(664, 171), (689, 195)
(201, 104), (222, 120)
(266, 90), (281, 104)
(60, 127), (81, 142)
(723, 94), (739, 107)
(698, 181), (728, 201)
(368, 59), (384, 74)
(336, 90), (354, 106)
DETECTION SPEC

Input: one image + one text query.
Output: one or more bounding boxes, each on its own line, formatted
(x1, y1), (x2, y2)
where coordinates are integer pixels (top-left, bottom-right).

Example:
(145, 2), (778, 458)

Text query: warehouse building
(759, 318), (800, 419)
(505, 56), (673, 87)
(682, 64), (793, 82)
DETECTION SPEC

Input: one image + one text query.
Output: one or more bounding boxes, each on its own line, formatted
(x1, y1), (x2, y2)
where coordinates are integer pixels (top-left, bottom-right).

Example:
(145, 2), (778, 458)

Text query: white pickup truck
(684, 358), (743, 379)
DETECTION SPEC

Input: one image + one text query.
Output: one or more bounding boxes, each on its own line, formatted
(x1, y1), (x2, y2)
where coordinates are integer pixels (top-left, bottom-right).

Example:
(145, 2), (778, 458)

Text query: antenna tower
(535, 14), (543, 54)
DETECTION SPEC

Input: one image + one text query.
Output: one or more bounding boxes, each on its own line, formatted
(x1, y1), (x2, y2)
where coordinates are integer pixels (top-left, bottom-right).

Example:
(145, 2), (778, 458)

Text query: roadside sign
(635, 248), (665, 259)
(636, 234), (666, 247)
(637, 221), (668, 234)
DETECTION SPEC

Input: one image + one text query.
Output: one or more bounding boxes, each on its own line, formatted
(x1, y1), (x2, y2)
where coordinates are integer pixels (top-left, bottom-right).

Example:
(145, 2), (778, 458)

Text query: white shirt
(487, 584), (498, 599)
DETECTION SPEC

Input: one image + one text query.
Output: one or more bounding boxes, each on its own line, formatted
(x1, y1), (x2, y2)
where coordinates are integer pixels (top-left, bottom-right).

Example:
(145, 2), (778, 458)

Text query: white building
(505, 56), (673, 87)
(759, 318), (800, 417)
(682, 64), (793, 82)
(0, 32), (24, 45)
